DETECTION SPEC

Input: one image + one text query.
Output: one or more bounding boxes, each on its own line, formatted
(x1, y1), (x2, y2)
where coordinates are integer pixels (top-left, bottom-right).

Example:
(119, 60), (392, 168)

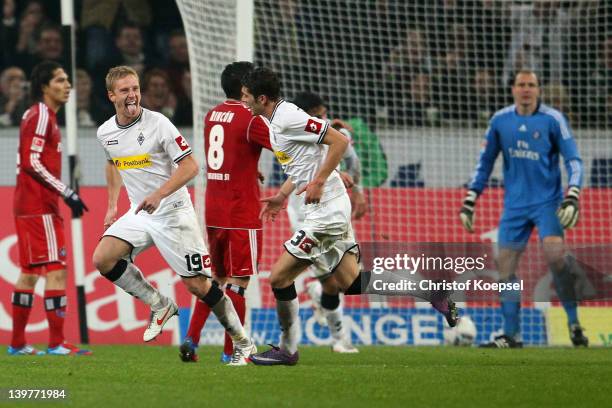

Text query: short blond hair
(105, 65), (139, 91)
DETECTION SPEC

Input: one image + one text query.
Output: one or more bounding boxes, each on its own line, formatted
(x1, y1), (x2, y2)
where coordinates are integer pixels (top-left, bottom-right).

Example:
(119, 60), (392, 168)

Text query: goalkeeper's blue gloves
(459, 190), (478, 233)
(557, 186), (580, 229)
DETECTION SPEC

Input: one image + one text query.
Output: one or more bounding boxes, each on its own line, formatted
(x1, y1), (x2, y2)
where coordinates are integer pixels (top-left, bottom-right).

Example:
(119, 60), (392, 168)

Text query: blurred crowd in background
(0, 0), (610, 130)
(0, 0), (190, 127)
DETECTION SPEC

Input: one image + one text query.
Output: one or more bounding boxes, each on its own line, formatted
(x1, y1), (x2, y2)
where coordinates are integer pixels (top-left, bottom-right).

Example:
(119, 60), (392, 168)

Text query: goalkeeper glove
(557, 186), (580, 229)
(459, 190), (478, 233)
(63, 187), (89, 217)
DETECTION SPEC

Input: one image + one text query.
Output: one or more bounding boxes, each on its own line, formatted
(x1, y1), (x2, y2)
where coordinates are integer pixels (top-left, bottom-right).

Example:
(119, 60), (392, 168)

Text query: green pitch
(1, 346), (609, 407)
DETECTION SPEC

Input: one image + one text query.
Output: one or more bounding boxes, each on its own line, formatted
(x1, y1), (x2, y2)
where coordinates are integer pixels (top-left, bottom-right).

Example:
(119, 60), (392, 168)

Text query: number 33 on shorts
(184, 253), (211, 272)
(289, 229), (317, 254)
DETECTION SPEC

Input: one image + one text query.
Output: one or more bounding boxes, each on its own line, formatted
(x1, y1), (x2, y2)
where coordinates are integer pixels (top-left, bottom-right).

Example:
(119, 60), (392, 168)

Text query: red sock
(11, 290), (34, 348)
(44, 290), (66, 348)
(187, 299), (211, 345)
(224, 286), (246, 356)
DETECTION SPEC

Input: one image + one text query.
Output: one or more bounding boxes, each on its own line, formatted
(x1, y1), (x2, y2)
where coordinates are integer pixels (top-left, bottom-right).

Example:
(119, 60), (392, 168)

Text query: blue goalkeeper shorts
(498, 201), (564, 249)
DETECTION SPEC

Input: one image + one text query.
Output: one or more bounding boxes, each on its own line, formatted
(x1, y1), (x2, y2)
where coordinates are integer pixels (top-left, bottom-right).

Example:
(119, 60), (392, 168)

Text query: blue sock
(500, 275), (521, 338)
(551, 261), (579, 326)
(501, 301), (520, 337)
(561, 301), (578, 326)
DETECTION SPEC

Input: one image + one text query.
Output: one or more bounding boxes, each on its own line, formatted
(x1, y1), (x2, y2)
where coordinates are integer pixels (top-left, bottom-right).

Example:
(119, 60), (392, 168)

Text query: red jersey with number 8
(204, 100), (271, 229)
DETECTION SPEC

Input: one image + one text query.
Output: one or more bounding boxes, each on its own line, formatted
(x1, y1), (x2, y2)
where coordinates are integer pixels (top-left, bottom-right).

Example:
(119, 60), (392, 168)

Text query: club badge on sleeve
(304, 119), (322, 134)
(31, 136), (45, 152)
(175, 135), (189, 151)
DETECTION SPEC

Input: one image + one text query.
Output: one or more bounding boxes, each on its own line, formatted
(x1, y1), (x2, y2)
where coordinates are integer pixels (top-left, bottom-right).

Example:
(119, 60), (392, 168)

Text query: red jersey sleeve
(247, 115), (272, 150)
(19, 105), (66, 195)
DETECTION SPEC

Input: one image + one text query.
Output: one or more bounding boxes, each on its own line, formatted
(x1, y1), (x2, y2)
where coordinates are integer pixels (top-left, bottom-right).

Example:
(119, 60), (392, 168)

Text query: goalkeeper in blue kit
(460, 70), (588, 348)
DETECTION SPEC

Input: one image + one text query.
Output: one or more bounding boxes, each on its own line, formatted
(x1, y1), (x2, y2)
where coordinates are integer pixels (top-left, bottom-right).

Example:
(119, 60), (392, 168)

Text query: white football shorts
(287, 191), (304, 229)
(284, 192), (359, 278)
(103, 206), (211, 278)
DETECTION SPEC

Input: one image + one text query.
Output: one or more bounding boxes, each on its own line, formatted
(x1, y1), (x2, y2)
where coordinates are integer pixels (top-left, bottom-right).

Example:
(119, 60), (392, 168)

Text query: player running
(92, 65), (255, 365)
(9, 60), (90, 356)
(180, 61), (271, 363)
(289, 91), (366, 353)
(241, 67), (457, 365)
(460, 70), (588, 348)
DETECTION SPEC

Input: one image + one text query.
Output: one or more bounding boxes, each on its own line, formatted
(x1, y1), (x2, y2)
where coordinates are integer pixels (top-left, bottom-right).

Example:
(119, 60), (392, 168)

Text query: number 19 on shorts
(184, 253), (210, 272)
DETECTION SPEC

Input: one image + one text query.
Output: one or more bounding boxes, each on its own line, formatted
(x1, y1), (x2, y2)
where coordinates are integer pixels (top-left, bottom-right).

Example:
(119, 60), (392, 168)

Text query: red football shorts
(206, 227), (262, 277)
(15, 214), (66, 274)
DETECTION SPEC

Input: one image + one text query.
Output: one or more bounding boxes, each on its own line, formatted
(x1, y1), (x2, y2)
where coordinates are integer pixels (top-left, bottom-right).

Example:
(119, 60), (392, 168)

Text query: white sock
(310, 280), (322, 303)
(277, 298), (301, 354)
(324, 307), (345, 343)
(114, 263), (165, 310)
(211, 295), (248, 345)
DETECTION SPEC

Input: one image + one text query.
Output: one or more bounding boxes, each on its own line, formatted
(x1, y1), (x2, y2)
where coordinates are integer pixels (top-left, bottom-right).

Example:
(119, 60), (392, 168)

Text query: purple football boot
(250, 344), (299, 366)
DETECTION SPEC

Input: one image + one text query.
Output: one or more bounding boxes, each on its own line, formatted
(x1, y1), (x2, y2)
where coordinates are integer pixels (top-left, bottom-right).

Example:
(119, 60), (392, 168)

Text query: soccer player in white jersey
(289, 91), (366, 353)
(241, 68), (457, 365)
(92, 66), (255, 365)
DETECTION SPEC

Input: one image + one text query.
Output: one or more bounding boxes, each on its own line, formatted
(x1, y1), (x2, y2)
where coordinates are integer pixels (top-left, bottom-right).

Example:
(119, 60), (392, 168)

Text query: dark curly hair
(241, 67), (281, 100)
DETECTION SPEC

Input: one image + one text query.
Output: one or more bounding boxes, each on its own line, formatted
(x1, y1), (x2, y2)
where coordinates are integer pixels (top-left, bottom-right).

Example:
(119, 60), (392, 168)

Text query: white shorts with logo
(284, 192), (359, 278)
(103, 206), (211, 278)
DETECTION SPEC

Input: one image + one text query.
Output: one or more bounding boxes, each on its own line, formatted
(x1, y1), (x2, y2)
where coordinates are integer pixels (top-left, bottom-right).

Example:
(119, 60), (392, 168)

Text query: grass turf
(0, 345), (609, 407)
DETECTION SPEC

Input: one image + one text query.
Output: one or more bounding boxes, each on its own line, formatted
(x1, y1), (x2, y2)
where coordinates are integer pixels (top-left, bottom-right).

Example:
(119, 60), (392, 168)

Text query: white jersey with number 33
(97, 108), (193, 215)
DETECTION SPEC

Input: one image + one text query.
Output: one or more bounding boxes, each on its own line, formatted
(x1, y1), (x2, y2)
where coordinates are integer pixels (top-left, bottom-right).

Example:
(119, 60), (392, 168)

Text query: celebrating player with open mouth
(92, 65), (255, 365)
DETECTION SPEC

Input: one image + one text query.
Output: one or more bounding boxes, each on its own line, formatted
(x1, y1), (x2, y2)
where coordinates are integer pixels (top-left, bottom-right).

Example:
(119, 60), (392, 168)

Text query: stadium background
(0, 0), (611, 348)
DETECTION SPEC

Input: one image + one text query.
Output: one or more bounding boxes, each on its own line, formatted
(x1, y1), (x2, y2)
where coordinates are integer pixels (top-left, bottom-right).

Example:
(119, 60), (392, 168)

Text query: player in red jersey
(180, 61), (271, 363)
(9, 61), (90, 356)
